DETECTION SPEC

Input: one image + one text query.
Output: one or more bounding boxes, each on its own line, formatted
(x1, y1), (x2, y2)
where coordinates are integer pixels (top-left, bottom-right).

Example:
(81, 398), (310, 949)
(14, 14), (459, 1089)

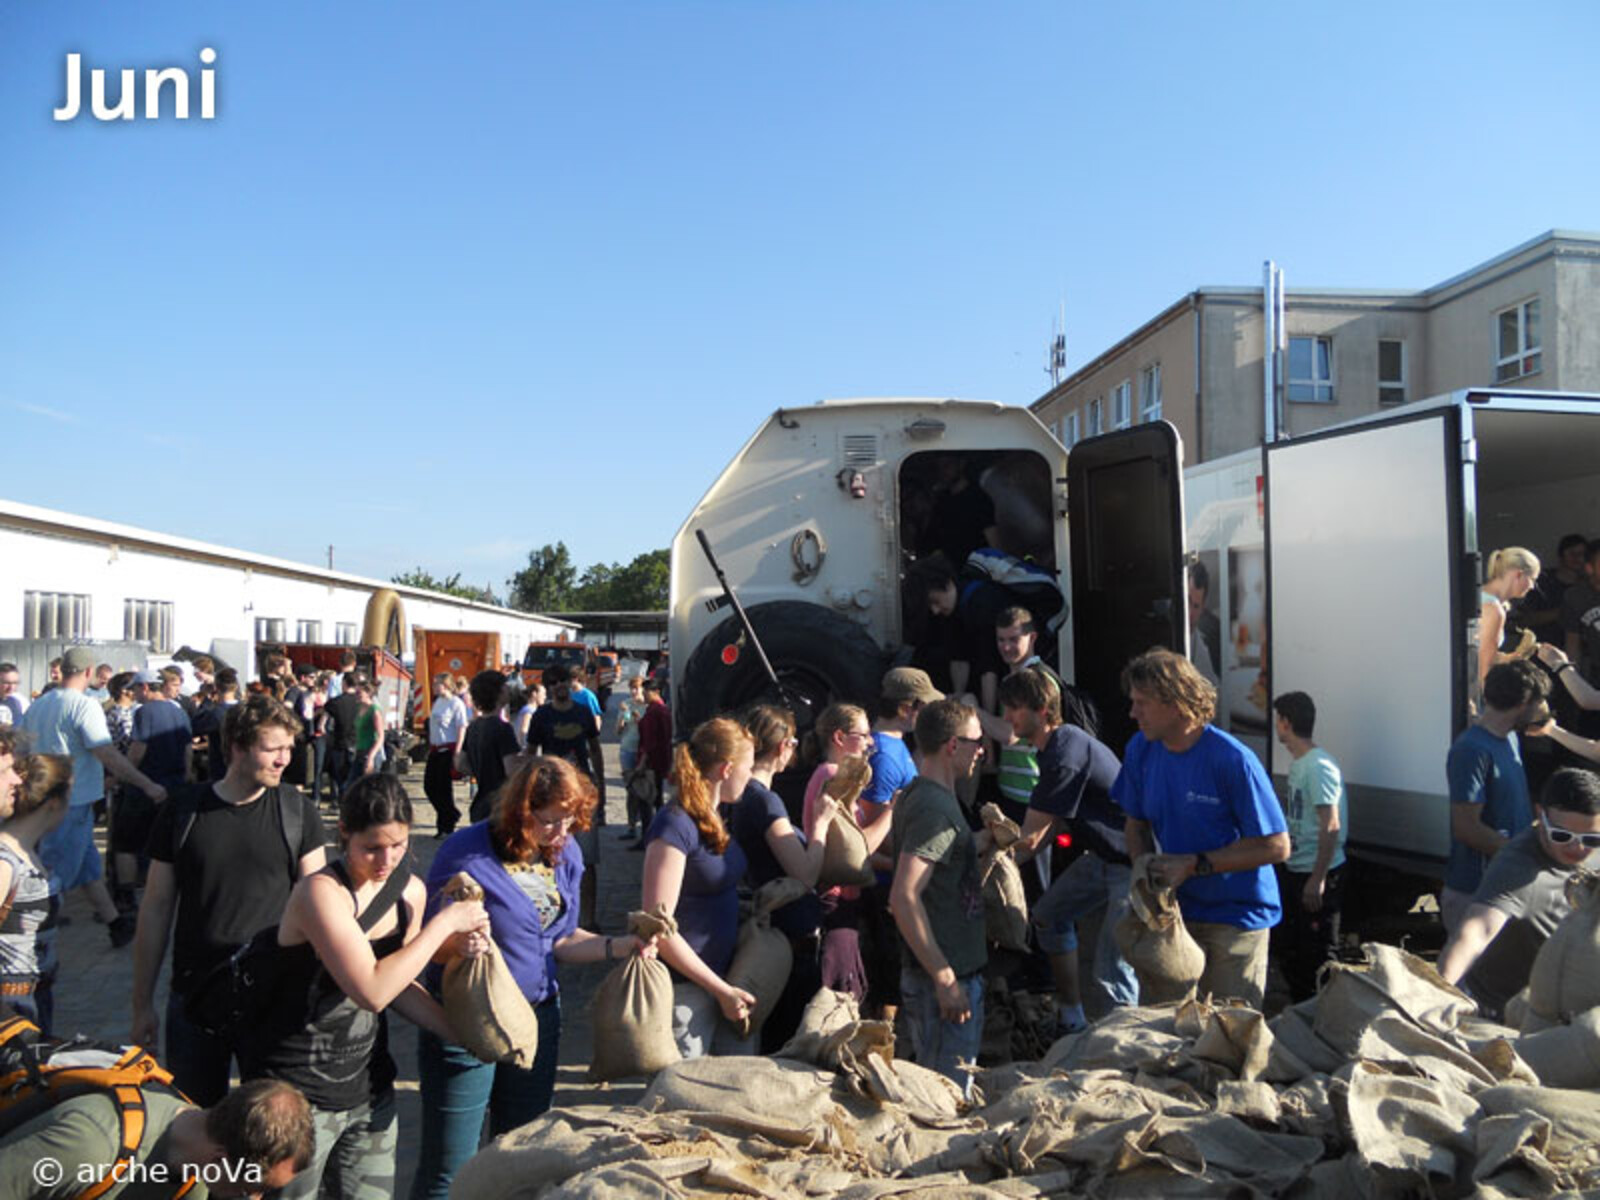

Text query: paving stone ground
(51, 713), (646, 1194)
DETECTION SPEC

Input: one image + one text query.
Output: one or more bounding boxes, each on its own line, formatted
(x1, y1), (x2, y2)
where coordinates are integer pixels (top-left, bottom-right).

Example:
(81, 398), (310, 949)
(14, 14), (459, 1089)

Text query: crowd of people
(3, 528), (1600, 1196)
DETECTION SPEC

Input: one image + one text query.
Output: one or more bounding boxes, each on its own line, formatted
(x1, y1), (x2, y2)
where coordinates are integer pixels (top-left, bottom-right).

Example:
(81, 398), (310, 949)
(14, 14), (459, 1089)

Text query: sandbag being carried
(440, 873), (540, 1068)
(1114, 855), (1204, 1004)
(724, 877), (808, 1037)
(1524, 870), (1600, 1027)
(816, 756), (876, 890)
(980, 846), (1030, 953)
(588, 907), (680, 1082)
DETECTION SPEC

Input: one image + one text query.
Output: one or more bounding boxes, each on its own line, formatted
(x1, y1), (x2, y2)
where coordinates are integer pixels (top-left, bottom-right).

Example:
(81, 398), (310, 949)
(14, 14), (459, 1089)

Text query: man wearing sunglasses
(1438, 767), (1600, 1020)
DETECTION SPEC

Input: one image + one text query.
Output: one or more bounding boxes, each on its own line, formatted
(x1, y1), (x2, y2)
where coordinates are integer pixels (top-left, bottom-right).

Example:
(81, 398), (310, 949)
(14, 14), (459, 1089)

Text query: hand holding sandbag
(588, 906), (682, 1081)
(979, 803), (1023, 851)
(816, 759), (877, 889)
(1524, 870), (1600, 1030)
(724, 878), (809, 1037)
(1115, 854), (1205, 1004)
(439, 872), (541, 1068)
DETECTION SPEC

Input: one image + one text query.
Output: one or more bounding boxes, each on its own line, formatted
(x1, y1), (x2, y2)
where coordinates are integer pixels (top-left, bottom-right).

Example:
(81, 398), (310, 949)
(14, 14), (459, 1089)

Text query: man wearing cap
(859, 666), (944, 1023)
(20, 647), (168, 947)
(130, 667), (193, 794)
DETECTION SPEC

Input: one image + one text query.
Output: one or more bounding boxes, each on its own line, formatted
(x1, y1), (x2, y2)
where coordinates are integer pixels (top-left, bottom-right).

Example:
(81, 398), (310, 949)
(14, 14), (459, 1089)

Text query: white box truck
(671, 389), (1600, 904)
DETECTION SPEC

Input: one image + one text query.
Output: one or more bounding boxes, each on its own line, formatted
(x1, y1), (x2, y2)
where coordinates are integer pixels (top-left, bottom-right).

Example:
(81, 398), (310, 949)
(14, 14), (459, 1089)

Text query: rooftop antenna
(1045, 299), (1067, 387)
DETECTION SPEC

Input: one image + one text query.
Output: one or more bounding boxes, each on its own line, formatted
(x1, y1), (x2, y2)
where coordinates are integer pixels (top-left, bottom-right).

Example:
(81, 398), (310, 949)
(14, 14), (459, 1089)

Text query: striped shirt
(0, 841), (60, 990)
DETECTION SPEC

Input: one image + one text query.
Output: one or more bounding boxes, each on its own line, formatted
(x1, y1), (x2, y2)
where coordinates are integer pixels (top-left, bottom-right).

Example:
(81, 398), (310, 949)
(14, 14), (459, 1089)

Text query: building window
(335, 622), (358, 646)
(1110, 381), (1132, 429)
(24, 591), (91, 639)
(254, 617), (286, 643)
(1288, 336), (1334, 403)
(1062, 410), (1080, 449)
(1087, 397), (1104, 437)
(1139, 364), (1162, 422)
(295, 620), (323, 643)
(124, 599), (174, 653)
(1495, 298), (1542, 382)
(1379, 339), (1407, 405)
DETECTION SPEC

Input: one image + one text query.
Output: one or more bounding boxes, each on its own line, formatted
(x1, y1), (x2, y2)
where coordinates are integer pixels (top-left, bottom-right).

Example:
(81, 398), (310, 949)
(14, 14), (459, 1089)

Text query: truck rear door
(1067, 421), (1187, 751)
(1264, 404), (1466, 873)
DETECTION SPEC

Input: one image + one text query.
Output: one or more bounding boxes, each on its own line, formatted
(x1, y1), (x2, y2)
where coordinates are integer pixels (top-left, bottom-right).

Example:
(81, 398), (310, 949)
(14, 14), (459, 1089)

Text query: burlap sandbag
(588, 907), (680, 1082)
(439, 873), (540, 1067)
(816, 756), (876, 890)
(723, 877), (808, 1037)
(980, 847), (1030, 953)
(1312, 942), (1475, 1056)
(1514, 1006), (1600, 1088)
(1524, 870), (1600, 1027)
(979, 803), (1022, 851)
(1114, 855), (1204, 1004)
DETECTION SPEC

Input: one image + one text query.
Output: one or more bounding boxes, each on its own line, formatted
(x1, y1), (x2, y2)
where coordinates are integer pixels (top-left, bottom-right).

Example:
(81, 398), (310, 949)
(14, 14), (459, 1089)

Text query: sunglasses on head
(1542, 812), (1600, 850)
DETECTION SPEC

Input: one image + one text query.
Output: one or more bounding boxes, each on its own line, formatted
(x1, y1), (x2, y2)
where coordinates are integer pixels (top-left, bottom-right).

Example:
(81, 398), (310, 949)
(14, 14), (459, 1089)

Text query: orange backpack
(0, 1009), (197, 1200)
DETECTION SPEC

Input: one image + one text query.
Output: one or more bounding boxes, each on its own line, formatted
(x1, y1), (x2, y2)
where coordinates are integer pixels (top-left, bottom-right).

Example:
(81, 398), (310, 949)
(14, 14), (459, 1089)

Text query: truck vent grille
(841, 433), (879, 467)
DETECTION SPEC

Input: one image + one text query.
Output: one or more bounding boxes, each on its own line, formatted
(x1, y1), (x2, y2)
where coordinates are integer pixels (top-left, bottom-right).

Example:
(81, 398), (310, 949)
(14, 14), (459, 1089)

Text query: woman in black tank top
(241, 774), (488, 1200)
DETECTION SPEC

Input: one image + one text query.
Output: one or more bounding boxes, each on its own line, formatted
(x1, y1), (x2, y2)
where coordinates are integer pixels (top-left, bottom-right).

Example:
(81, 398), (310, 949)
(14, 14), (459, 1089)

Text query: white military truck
(671, 390), (1600, 902)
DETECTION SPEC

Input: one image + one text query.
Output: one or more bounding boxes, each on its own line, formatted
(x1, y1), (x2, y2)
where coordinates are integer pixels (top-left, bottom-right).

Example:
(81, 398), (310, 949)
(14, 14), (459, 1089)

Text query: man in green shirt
(889, 698), (989, 1095)
(1271, 691), (1348, 1001)
(0, 1077), (313, 1199)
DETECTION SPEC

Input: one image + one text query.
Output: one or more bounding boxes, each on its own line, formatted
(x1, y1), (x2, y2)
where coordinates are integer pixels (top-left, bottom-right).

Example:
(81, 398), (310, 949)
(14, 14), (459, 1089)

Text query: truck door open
(1265, 406), (1465, 872)
(1067, 422), (1187, 750)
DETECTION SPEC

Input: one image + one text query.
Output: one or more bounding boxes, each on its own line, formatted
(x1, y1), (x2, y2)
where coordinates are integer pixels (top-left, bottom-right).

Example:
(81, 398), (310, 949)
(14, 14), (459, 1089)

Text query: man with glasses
(0, 662), (27, 725)
(1439, 767), (1600, 1020)
(888, 697), (989, 1096)
(860, 667), (944, 1026)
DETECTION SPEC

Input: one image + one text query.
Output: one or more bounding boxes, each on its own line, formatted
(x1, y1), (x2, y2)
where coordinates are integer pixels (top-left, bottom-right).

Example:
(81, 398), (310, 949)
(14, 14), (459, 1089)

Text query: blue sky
(4, 1), (1598, 592)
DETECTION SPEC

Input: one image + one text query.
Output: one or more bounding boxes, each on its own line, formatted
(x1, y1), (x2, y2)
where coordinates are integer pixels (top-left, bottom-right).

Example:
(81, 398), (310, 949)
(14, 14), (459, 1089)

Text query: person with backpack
(131, 696), (331, 1106)
(238, 774), (487, 1200)
(0, 754), (69, 1031)
(0, 1055), (315, 1200)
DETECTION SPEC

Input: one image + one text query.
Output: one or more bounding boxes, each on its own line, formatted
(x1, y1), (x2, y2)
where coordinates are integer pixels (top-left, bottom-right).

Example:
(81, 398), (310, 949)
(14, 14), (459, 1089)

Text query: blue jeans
(1032, 854), (1140, 1009)
(898, 968), (984, 1099)
(410, 998), (560, 1200)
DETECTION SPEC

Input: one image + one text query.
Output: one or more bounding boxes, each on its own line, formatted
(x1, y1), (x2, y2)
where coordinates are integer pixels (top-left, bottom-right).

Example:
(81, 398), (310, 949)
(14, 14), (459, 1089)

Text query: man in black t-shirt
(318, 672), (365, 797)
(527, 665), (603, 784)
(459, 669), (521, 824)
(131, 695), (330, 1106)
(999, 668), (1137, 1028)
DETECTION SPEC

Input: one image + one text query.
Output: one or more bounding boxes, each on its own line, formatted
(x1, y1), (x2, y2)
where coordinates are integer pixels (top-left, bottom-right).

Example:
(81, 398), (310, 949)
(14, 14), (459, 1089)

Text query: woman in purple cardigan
(411, 757), (650, 1199)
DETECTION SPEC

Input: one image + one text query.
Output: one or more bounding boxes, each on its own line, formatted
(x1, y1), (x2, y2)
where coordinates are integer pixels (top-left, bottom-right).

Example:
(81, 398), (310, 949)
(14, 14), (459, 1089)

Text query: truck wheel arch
(678, 601), (887, 734)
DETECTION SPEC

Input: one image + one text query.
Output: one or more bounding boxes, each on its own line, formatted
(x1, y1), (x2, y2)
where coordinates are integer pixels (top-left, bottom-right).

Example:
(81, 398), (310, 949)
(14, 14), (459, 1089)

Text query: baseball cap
(882, 667), (944, 704)
(293, 662), (315, 678)
(62, 646), (97, 675)
(133, 668), (163, 685)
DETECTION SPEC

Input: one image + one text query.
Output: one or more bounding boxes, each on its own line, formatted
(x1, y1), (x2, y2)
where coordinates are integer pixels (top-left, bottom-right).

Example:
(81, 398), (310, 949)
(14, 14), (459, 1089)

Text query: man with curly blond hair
(1114, 649), (1289, 1008)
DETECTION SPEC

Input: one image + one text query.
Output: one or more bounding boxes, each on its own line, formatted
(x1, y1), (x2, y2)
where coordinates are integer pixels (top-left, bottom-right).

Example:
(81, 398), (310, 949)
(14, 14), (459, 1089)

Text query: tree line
(392, 543), (668, 614)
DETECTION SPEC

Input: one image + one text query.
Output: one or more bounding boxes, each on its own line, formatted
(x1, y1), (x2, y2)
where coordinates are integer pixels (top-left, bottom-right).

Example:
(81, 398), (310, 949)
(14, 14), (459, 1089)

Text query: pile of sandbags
(459, 946), (1600, 1199)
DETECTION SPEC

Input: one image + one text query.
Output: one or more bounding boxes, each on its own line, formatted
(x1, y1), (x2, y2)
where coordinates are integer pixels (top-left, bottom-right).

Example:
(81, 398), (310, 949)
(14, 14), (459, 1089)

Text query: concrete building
(1032, 230), (1600, 463)
(0, 497), (576, 689)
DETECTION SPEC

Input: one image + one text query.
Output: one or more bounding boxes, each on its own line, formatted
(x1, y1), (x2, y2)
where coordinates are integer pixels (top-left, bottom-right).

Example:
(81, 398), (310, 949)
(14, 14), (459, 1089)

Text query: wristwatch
(1194, 852), (1215, 877)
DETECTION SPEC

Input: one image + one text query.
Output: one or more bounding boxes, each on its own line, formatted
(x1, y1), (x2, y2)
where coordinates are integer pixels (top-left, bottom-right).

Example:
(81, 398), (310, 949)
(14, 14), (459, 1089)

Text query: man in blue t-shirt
(860, 666), (944, 1022)
(1441, 660), (1546, 936)
(1114, 649), (1289, 1010)
(130, 666), (193, 789)
(1001, 668), (1136, 1028)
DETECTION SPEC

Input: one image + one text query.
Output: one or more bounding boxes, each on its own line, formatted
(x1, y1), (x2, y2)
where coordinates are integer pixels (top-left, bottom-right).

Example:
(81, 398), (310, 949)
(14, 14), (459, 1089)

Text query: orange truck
(410, 627), (502, 735)
(521, 639), (618, 705)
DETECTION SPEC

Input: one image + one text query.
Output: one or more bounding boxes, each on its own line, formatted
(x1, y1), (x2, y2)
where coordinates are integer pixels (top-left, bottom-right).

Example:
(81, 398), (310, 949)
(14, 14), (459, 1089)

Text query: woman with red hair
(412, 756), (651, 1199)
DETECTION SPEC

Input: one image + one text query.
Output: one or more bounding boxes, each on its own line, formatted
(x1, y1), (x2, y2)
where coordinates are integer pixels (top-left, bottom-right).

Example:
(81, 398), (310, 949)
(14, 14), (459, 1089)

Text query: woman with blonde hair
(641, 716), (756, 1059)
(0, 753), (71, 1029)
(1479, 547), (1541, 693)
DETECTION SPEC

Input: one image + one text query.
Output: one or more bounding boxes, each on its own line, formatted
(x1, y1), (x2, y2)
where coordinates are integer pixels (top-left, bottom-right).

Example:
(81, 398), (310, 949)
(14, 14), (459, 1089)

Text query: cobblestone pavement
(51, 723), (646, 1193)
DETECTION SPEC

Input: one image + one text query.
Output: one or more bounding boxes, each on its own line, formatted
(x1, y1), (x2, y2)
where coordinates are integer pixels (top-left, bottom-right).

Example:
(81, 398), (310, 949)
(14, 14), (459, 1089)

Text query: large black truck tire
(677, 601), (887, 735)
